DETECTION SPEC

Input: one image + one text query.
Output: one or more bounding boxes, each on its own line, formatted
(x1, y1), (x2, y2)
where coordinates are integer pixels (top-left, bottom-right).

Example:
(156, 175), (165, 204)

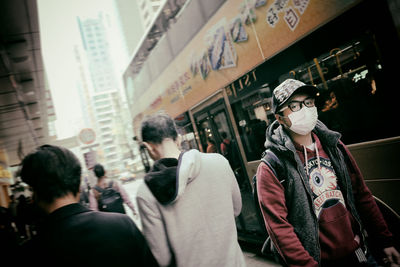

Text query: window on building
(102, 133), (112, 140)
(175, 112), (198, 151)
(96, 106), (112, 113)
(99, 120), (112, 126)
(106, 154), (118, 160)
(95, 99), (111, 107)
(103, 140), (113, 146)
(97, 113), (112, 120)
(231, 90), (273, 161)
(104, 147), (116, 153)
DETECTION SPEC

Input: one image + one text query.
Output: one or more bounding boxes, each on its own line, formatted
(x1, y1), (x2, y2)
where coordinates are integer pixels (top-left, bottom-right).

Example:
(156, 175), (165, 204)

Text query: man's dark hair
(20, 145), (81, 204)
(141, 113), (178, 144)
(221, 132), (227, 139)
(93, 163), (105, 178)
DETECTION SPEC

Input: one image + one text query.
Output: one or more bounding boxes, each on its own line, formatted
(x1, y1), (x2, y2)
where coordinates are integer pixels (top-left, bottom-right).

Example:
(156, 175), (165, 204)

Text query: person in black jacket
(19, 144), (158, 267)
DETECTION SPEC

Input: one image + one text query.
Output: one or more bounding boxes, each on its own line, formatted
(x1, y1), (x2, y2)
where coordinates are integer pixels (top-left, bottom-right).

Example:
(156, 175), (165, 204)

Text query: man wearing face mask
(256, 79), (399, 267)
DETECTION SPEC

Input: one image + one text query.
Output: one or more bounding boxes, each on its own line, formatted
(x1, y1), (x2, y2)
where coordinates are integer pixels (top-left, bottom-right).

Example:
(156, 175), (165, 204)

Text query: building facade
(77, 14), (132, 174)
(137, 0), (165, 30)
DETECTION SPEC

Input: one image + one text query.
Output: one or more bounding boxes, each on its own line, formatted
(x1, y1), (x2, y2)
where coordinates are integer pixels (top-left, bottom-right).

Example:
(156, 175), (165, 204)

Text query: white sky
(37, 0), (128, 139)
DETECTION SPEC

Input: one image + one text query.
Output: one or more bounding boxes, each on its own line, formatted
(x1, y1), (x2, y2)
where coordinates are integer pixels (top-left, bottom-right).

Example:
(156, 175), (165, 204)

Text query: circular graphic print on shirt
(306, 157), (346, 218)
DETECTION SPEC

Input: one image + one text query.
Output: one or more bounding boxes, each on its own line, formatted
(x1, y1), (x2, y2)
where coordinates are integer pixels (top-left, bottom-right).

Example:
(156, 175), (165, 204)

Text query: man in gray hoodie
(137, 113), (246, 267)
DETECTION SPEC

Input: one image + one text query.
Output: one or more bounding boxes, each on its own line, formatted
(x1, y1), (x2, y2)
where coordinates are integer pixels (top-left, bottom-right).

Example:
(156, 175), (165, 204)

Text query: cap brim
(276, 85), (318, 112)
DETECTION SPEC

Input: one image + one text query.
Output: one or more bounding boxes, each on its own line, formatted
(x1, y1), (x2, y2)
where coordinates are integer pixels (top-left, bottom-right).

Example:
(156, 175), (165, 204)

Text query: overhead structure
(128, 0), (189, 76)
(0, 0), (47, 167)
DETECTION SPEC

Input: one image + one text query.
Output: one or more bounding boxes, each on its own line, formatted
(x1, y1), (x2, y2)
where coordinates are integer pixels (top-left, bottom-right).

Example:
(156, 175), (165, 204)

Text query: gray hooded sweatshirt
(136, 149), (246, 267)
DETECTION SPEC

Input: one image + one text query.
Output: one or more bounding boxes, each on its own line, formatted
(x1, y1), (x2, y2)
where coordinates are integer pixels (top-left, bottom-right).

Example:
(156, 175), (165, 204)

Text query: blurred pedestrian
(8, 194), (18, 234)
(15, 194), (29, 240)
(79, 180), (91, 208)
(19, 144), (158, 267)
(256, 79), (399, 266)
(89, 163), (138, 217)
(220, 132), (230, 157)
(206, 138), (217, 153)
(137, 113), (245, 267)
(8, 195), (17, 221)
(0, 206), (18, 257)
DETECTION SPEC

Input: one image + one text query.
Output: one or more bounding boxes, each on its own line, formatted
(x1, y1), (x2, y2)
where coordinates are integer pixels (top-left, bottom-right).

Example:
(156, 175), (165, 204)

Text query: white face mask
(287, 106), (318, 135)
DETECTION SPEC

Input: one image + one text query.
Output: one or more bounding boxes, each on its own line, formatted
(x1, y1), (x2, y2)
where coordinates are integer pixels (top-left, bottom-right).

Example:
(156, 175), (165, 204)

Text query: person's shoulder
(104, 178), (116, 186)
(47, 206), (137, 236)
(182, 149), (229, 171)
(108, 178), (123, 189)
(88, 208), (134, 226)
(200, 151), (231, 170)
(200, 150), (225, 160)
(257, 159), (271, 172)
(136, 179), (156, 202)
(136, 180), (147, 196)
(198, 151), (224, 158)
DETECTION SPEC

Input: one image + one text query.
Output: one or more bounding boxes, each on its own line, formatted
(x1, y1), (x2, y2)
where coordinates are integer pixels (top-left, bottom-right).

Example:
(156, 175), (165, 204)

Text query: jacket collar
(144, 149), (202, 205)
(265, 120), (341, 154)
(313, 120), (341, 147)
(46, 203), (90, 223)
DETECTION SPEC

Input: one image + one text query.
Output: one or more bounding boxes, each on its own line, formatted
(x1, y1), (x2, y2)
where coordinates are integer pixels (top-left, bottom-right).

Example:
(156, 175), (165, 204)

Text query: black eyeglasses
(280, 97), (315, 112)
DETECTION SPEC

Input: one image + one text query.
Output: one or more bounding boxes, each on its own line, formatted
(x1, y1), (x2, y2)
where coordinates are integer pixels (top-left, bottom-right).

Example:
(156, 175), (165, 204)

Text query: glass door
(193, 99), (264, 241)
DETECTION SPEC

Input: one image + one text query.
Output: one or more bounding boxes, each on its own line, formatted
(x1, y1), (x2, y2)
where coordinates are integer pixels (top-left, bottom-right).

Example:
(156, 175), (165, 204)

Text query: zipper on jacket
(288, 138), (322, 264)
(289, 141), (321, 263)
(282, 138), (323, 264)
(296, 164), (321, 264)
(332, 147), (367, 254)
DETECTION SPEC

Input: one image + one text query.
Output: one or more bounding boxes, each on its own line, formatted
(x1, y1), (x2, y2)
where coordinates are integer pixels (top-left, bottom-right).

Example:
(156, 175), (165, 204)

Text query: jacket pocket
(319, 205), (359, 260)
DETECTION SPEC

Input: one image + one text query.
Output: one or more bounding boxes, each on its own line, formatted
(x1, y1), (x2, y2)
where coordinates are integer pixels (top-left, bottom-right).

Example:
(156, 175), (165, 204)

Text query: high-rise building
(73, 45), (96, 131)
(44, 73), (57, 141)
(78, 15), (118, 94)
(76, 14), (130, 173)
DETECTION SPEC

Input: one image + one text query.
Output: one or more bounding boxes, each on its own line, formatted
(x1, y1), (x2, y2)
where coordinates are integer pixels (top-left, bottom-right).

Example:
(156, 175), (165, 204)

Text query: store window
(288, 34), (397, 144)
(231, 88), (275, 161)
(174, 112), (198, 151)
(178, 124), (198, 151)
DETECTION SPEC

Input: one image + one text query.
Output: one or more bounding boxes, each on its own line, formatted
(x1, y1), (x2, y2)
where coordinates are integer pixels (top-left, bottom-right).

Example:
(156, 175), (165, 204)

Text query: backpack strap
(253, 149), (285, 202)
(252, 150), (285, 239)
(94, 185), (104, 193)
(256, 150), (287, 264)
(260, 150), (285, 184)
(93, 185), (102, 202)
(94, 180), (114, 193)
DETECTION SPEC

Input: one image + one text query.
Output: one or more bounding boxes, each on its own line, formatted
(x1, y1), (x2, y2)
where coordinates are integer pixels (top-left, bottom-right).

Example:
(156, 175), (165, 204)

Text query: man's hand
(383, 247), (400, 267)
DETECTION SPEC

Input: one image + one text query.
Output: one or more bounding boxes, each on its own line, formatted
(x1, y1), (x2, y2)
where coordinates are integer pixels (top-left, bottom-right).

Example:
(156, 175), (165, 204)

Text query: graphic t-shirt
(306, 155), (346, 218)
(296, 136), (360, 260)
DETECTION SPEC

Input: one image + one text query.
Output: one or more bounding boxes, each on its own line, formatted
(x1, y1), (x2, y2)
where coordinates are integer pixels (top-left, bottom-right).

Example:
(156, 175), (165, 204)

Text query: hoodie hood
(264, 120), (295, 153)
(144, 149), (201, 205)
